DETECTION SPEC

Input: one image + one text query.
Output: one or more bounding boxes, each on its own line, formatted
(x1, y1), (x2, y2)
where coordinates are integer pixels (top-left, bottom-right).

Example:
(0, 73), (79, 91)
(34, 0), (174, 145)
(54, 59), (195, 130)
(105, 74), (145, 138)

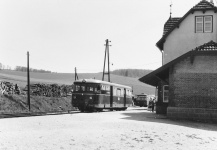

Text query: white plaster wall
(163, 10), (217, 64)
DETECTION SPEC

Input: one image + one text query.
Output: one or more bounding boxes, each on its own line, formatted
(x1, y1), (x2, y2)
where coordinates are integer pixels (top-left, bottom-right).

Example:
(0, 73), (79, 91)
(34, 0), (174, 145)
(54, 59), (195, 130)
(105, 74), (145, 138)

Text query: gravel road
(0, 107), (217, 150)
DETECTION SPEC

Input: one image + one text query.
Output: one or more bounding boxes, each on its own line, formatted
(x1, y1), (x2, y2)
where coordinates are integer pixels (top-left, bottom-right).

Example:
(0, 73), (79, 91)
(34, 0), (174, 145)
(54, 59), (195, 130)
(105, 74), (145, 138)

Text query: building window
(163, 85), (169, 103)
(195, 16), (212, 33)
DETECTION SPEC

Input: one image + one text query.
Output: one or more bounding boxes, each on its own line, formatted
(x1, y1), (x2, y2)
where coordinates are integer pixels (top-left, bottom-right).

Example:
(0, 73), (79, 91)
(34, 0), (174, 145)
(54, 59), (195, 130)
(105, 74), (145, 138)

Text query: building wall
(163, 11), (217, 64)
(168, 54), (217, 122)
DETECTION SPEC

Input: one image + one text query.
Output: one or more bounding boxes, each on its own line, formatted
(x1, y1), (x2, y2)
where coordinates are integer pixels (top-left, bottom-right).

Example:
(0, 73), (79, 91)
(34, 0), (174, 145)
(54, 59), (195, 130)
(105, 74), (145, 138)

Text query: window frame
(163, 85), (169, 103)
(195, 15), (213, 33)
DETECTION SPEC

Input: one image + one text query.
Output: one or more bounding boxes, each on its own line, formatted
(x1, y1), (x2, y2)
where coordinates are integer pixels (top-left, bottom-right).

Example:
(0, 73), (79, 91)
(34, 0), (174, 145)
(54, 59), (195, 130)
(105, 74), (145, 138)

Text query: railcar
(133, 93), (148, 107)
(72, 79), (133, 112)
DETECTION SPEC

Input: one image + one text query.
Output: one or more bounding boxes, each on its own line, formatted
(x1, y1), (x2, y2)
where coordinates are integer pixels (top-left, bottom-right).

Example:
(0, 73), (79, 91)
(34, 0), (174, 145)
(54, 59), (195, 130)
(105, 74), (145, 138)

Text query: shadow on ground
(121, 108), (217, 132)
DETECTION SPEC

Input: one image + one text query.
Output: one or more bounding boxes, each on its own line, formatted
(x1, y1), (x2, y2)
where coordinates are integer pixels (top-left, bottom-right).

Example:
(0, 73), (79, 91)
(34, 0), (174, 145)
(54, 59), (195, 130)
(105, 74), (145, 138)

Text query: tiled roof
(156, 0), (217, 51)
(163, 17), (181, 35)
(192, 0), (215, 10)
(194, 40), (217, 51)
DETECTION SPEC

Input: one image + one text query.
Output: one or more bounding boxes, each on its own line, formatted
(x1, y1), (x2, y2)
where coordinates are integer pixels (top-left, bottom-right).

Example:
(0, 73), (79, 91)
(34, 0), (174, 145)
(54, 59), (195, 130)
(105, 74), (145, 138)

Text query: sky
(0, 0), (212, 73)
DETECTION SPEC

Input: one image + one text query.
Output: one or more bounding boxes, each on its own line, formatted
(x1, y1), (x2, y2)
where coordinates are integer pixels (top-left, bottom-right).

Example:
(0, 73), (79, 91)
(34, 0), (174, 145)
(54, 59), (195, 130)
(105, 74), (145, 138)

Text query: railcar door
(124, 88), (126, 107)
(110, 86), (113, 108)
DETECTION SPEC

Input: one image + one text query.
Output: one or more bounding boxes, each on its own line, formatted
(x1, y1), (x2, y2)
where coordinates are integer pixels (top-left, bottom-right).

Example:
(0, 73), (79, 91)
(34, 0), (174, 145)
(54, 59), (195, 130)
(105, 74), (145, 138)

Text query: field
(0, 70), (155, 95)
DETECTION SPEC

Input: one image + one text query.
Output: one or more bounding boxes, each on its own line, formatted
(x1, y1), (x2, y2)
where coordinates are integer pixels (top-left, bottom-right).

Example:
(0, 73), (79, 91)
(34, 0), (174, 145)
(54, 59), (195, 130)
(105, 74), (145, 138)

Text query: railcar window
(113, 87), (117, 96)
(137, 96), (146, 100)
(75, 85), (80, 91)
(126, 90), (129, 96)
(81, 86), (85, 91)
(87, 86), (94, 92)
(117, 88), (121, 96)
(101, 85), (105, 90)
(97, 85), (101, 91)
(105, 86), (110, 91)
(121, 88), (124, 96)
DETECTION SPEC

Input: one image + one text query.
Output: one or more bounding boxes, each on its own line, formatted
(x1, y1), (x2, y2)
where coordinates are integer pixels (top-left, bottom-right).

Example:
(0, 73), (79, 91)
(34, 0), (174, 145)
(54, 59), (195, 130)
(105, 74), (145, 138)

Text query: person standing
(151, 99), (155, 112)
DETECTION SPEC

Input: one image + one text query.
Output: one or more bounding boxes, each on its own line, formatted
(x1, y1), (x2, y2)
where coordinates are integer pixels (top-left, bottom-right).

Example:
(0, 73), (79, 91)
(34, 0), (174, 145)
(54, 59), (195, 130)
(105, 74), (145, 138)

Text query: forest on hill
(111, 69), (153, 78)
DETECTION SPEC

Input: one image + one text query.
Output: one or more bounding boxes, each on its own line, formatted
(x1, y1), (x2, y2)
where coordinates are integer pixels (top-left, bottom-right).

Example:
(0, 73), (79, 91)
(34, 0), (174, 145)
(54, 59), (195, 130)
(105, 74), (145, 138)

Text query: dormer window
(195, 16), (213, 33)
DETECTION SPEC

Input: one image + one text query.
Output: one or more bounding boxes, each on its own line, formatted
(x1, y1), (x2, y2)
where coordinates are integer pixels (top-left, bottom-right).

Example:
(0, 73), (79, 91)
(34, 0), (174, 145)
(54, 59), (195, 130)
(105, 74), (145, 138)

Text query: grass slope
(0, 94), (74, 114)
(0, 70), (155, 95)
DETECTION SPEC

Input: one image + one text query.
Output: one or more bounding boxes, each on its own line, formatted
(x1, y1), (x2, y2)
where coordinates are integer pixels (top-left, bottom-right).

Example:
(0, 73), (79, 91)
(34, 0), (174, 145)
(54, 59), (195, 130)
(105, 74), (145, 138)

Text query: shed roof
(157, 0), (217, 51)
(139, 40), (217, 86)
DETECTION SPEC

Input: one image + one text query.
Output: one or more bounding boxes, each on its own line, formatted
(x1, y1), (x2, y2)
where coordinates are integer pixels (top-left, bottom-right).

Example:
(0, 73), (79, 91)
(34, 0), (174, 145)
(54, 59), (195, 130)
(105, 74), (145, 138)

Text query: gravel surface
(0, 107), (217, 150)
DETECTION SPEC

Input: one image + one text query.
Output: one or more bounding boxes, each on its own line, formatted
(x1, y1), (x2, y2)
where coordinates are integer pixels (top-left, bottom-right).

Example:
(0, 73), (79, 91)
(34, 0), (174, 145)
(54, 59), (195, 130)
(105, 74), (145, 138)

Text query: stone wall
(167, 107), (217, 123)
(168, 54), (217, 122)
(169, 55), (217, 109)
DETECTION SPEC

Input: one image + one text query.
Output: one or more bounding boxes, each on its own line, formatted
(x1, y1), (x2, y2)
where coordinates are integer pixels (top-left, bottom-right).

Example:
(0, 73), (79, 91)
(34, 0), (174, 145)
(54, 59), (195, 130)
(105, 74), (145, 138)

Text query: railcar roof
(74, 79), (131, 89)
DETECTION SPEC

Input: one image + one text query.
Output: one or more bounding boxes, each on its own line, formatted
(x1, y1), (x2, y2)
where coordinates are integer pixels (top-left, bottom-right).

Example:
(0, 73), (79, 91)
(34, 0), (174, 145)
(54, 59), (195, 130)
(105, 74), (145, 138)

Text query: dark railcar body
(134, 93), (148, 107)
(72, 79), (133, 112)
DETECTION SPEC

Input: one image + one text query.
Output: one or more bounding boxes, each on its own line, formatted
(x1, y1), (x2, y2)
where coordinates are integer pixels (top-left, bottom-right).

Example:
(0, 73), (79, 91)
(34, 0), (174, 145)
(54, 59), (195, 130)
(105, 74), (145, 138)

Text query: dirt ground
(0, 107), (217, 150)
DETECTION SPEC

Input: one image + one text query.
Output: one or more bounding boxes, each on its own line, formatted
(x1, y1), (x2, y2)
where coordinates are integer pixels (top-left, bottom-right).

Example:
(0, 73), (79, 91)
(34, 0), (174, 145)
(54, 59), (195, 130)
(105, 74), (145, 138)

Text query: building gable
(157, 0), (217, 51)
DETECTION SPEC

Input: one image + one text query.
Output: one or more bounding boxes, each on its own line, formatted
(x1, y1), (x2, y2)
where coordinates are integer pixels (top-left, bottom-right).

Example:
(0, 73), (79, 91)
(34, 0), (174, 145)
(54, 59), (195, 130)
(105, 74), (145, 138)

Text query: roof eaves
(139, 50), (194, 86)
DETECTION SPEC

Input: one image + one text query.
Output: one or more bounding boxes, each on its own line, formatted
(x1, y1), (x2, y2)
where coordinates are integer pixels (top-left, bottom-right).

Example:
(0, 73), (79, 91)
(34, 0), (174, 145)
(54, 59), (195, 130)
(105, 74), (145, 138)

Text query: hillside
(111, 69), (153, 78)
(0, 70), (155, 95)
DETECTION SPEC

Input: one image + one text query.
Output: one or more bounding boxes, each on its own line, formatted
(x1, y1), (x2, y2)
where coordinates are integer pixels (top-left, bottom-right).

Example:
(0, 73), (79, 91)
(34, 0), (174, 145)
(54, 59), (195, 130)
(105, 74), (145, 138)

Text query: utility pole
(102, 39), (111, 82)
(27, 51), (30, 111)
(74, 67), (79, 81)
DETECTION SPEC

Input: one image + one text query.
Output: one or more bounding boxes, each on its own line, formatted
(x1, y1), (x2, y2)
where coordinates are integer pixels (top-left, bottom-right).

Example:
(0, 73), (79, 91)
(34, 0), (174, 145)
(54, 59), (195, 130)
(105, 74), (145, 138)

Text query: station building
(139, 0), (217, 122)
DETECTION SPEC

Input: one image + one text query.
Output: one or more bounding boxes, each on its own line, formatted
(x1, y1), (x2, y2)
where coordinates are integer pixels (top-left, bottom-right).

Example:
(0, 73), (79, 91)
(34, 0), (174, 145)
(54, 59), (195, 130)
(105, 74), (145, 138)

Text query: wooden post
(75, 67), (79, 81)
(27, 51), (30, 111)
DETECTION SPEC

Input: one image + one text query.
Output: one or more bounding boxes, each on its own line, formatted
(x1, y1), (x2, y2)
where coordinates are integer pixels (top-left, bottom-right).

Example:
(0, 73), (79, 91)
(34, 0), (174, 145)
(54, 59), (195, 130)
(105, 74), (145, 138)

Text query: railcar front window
(87, 86), (94, 92)
(81, 86), (85, 91)
(75, 85), (80, 91)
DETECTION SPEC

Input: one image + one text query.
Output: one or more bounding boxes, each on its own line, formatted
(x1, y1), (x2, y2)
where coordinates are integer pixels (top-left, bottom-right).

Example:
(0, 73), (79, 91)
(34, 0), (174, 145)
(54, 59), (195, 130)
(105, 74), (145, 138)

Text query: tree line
(14, 66), (52, 73)
(0, 62), (52, 73)
(111, 69), (152, 78)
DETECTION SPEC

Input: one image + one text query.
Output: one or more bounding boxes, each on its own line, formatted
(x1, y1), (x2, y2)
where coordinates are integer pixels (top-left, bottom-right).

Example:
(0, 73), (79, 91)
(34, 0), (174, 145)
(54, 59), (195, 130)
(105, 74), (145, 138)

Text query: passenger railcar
(133, 93), (148, 107)
(72, 79), (133, 112)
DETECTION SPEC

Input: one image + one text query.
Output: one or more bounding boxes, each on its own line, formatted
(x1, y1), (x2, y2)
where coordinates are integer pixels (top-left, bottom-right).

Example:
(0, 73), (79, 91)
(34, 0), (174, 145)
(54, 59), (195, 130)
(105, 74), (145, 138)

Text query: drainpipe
(161, 50), (164, 66)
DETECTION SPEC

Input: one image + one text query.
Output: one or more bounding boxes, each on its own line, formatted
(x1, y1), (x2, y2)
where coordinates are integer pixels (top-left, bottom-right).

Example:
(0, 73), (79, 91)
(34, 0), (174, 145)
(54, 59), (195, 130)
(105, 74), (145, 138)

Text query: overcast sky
(0, 0), (209, 73)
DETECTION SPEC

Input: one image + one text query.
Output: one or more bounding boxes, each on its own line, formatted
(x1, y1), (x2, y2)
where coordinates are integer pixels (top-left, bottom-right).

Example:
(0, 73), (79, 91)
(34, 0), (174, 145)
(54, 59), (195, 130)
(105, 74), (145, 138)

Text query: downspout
(161, 50), (164, 66)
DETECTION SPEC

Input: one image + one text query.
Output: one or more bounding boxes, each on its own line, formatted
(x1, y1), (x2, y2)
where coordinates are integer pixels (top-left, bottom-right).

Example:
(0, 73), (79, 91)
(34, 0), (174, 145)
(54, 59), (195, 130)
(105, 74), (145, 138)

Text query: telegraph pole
(102, 39), (111, 82)
(74, 67), (79, 81)
(27, 51), (30, 111)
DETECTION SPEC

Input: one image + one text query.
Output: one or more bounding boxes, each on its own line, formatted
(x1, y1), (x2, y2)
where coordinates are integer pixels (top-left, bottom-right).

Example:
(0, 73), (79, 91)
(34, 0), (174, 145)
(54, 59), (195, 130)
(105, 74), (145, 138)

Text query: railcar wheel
(78, 107), (85, 112)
